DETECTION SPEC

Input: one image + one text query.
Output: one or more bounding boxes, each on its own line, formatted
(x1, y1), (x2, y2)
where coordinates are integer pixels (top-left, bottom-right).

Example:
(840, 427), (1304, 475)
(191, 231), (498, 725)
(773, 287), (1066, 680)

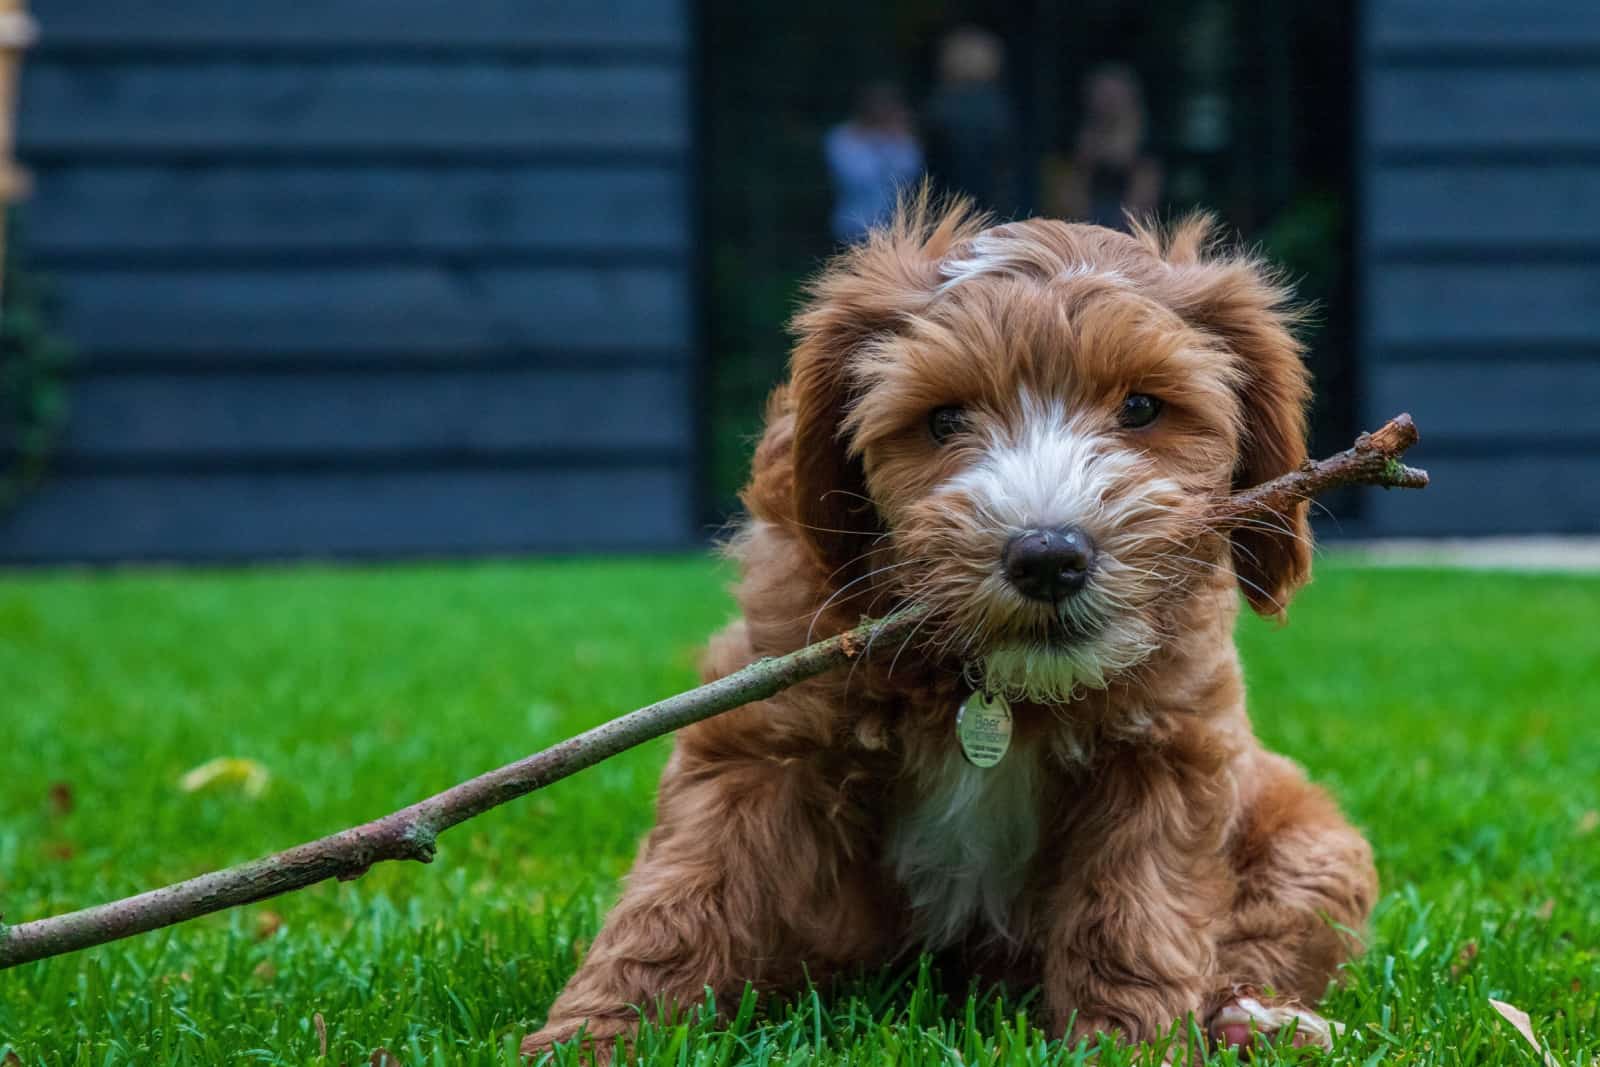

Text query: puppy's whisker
(1226, 483), (1337, 523)
(1221, 536), (1266, 570)
(756, 553), (912, 634)
(884, 605), (940, 683)
(844, 594), (942, 693)
(785, 519), (886, 538)
(1217, 512), (1319, 551)
(805, 557), (929, 644)
(1147, 551), (1286, 613)
(811, 530), (897, 585)
(819, 489), (880, 507)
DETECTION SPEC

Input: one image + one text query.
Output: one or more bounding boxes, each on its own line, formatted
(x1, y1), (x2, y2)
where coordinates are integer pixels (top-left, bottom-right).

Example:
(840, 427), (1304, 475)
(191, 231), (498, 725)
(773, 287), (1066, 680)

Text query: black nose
(1003, 527), (1096, 603)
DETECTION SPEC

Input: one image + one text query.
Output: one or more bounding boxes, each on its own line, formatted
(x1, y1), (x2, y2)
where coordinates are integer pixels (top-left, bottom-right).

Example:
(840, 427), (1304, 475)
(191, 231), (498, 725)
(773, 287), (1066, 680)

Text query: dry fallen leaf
(1489, 999), (1559, 1067)
(252, 960), (277, 982)
(47, 782), (75, 816)
(314, 1011), (328, 1059)
(1536, 898), (1556, 922)
(255, 910), (284, 941)
(1450, 940), (1478, 979)
(1577, 810), (1599, 835)
(4, 1050), (24, 1067)
(180, 757), (271, 798)
(369, 1049), (404, 1067)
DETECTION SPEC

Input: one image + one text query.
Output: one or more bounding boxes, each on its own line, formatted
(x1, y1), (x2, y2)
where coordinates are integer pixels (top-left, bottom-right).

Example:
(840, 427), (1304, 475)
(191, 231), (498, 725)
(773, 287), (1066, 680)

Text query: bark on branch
(1216, 412), (1428, 525)
(0, 414), (1428, 971)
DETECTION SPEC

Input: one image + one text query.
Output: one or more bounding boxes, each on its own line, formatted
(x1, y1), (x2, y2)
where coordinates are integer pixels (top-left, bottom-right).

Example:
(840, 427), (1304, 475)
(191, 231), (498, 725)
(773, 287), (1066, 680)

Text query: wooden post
(0, 0), (35, 306)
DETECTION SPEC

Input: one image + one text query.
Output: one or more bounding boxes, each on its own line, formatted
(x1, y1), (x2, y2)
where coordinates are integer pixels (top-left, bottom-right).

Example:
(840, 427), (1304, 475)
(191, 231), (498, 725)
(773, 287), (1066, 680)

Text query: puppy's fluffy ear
(787, 193), (982, 594)
(1148, 215), (1313, 617)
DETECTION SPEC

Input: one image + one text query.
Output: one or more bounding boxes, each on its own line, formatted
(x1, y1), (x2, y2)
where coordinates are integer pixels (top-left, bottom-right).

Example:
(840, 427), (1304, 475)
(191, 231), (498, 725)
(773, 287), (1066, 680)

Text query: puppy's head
(787, 199), (1311, 701)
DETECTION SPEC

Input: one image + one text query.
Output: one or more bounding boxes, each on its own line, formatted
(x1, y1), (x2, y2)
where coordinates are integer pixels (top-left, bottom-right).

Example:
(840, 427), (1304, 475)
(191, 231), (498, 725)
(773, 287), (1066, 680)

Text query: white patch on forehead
(946, 392), (1144, 532)
(888, 743), (1040, 949)
(937, 234), (1127, 293)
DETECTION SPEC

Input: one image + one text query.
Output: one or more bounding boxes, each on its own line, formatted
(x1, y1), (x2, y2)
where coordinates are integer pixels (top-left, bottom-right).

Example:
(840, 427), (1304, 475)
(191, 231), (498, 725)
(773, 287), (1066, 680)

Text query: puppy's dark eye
(1118, 394), (1163, 429)
(928, 406), (969, 444)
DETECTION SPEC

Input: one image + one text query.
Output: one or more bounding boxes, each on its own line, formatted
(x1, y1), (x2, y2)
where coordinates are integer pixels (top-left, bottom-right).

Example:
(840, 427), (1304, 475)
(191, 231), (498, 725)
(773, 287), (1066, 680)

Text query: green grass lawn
(1, 557), (1597, 1065)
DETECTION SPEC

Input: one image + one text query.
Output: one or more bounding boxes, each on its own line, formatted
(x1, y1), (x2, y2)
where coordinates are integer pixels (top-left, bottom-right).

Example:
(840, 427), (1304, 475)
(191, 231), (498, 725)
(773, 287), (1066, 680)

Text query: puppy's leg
(522, 741), (888, 1058)
(1208, 753), (1377, 1050)
(1040, 739), (1233, 1044)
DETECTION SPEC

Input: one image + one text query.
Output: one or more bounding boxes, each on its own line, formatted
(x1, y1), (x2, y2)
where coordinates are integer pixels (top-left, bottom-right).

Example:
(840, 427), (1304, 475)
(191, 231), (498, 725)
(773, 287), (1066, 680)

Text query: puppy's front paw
(1208, 994), (1340, 1051)
(520, 1016), (630, 1064)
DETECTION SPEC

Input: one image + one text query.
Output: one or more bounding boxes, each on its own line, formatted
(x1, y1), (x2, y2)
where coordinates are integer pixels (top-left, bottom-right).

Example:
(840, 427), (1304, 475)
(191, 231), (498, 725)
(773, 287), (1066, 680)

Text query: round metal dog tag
(956, 690), (1012, 768)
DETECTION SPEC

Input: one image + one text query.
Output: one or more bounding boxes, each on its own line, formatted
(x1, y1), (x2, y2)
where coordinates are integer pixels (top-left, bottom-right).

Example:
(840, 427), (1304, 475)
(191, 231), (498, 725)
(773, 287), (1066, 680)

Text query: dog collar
(956, 689), (1012, 767)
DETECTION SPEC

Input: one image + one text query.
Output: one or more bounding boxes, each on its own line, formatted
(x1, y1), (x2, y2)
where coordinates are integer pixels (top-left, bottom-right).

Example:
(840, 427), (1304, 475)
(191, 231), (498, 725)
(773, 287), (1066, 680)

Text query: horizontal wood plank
(1370, 0), (1600, 49)
(53, 267), (690, 360)
(61, 369), (691, 461)
(34, 0), (686, 50)
(0, 467), (697, 562)
(1370, 263), (1600, 345)
(1370, 68), (1600, 152)
(1371, 164), (1600, 247)
(1362, 453), (1600, 536)
(1369, 362), (1600, 441)
(19, 61), (687, 156)
(5, 2), (704, 562)
(25, 165), (687, 255)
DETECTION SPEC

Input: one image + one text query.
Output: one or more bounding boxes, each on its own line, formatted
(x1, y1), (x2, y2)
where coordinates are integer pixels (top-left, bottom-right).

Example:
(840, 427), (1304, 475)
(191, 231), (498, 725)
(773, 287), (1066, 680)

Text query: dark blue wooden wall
(0, 0), (699, 562)
(1361, 0), (1600, 535)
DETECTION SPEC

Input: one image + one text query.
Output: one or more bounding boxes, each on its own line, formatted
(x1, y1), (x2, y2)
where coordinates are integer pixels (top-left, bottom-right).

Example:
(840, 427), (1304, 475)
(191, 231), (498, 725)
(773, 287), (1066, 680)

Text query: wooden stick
(0, 415), (1428, 971)
(1217, 412), (1428, 525)
(0, 610), (918, 968)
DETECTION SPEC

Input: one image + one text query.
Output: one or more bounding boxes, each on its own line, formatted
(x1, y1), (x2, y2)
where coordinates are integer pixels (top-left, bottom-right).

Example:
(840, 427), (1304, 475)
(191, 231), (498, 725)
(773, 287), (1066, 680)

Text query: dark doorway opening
(700, 0), (1357, 517)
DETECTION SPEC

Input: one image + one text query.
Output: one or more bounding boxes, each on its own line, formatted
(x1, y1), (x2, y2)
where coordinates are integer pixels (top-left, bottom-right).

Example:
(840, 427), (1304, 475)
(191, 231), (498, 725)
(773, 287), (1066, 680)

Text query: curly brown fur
(524, 195), (1375, 1057)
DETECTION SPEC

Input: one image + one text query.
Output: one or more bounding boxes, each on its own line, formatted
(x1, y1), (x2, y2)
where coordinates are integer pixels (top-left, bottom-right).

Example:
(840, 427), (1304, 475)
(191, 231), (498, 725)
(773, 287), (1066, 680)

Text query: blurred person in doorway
(1056, 63), (1163, 230)
(825, 81), (923, 244)
(924, 26), (1018, 216)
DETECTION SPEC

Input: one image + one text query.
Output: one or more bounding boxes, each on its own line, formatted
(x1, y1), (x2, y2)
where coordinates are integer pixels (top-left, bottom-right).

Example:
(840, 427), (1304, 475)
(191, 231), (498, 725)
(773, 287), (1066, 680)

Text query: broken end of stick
(1366, 413), (1428, 491)
(1361, 412), (1419, 456)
